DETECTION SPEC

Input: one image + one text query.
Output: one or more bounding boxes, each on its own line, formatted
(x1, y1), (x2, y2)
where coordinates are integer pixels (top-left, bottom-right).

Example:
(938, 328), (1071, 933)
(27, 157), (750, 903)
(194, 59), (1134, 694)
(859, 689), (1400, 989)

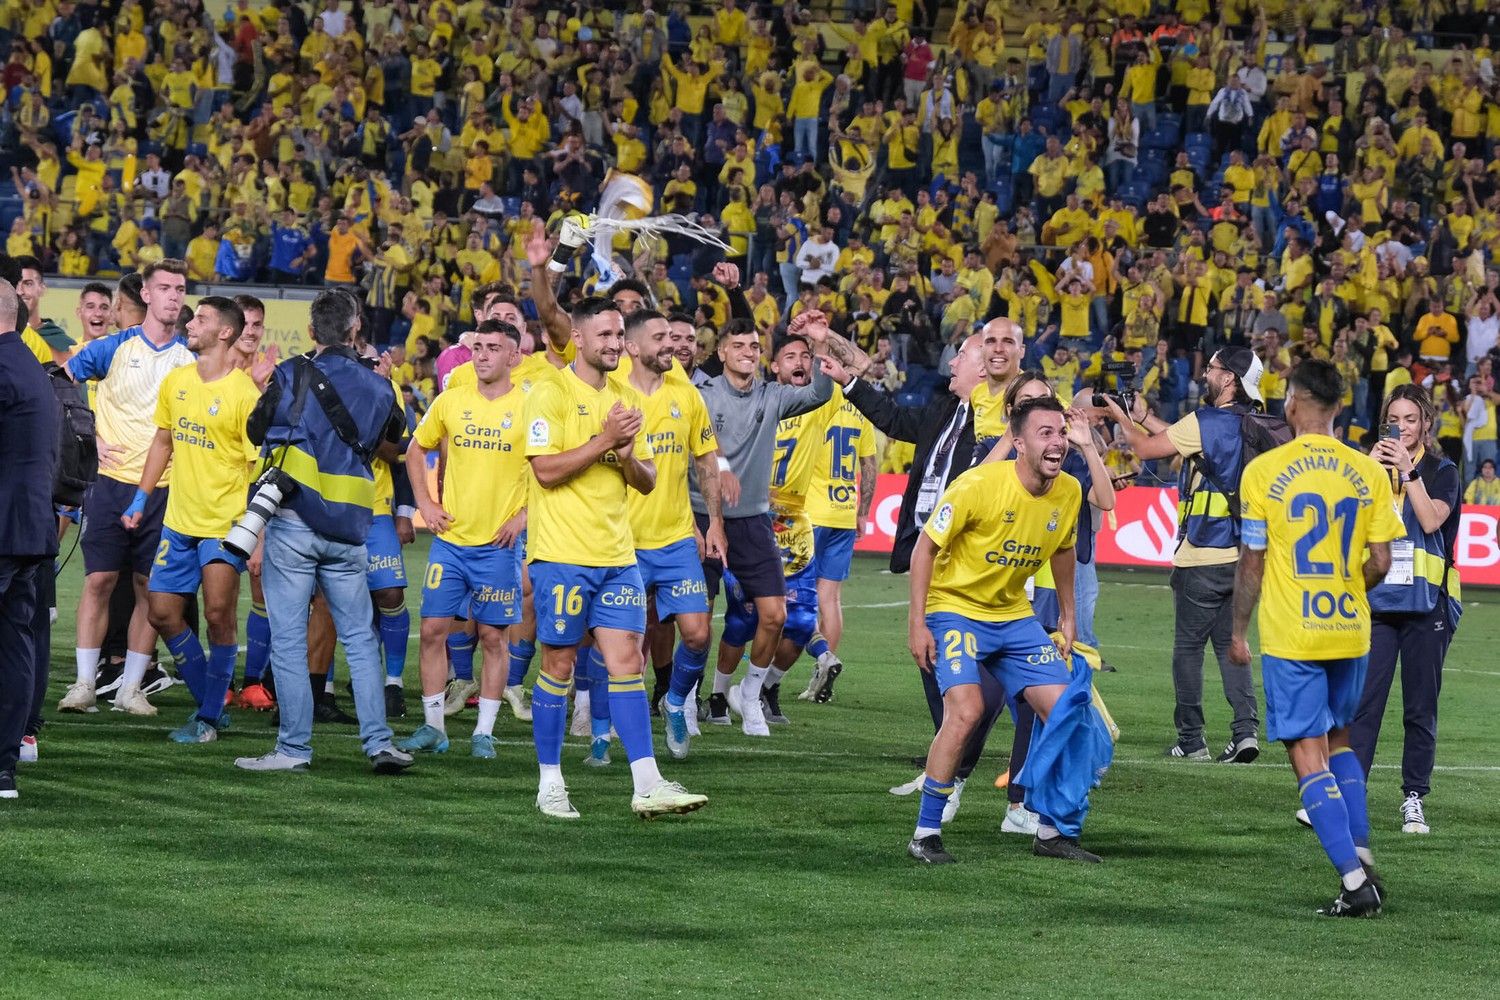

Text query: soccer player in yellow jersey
(401, 322), (529, 760)
(121, 298), (258, 743)
(1230, 359), (1404, 918)
(621, 310), (726, 760)
(523, 297), (706, 820)
(969, 317), (1023, 446)
(907, 396), (1104, 865)
(801, 383), (877, 704)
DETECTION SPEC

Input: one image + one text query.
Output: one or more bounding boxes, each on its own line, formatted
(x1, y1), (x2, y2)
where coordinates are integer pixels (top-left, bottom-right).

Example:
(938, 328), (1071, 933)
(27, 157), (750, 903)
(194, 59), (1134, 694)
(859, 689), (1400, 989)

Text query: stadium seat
(989, 177), (1014, 216)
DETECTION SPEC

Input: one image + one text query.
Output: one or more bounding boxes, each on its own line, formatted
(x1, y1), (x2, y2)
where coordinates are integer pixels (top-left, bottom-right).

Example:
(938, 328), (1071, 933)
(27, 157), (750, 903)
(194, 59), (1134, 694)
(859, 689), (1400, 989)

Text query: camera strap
(287, 356), (376, 464)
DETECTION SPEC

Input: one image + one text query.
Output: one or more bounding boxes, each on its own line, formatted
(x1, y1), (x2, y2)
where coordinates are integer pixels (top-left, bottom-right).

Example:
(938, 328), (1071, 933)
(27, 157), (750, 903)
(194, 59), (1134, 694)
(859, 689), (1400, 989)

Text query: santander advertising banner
(854, 476), (1500, 586)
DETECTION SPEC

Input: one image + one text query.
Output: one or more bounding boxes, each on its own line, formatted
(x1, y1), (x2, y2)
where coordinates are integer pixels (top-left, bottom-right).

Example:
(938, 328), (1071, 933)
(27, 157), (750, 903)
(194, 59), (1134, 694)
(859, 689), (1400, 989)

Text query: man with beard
(970, 317), (1024, 450)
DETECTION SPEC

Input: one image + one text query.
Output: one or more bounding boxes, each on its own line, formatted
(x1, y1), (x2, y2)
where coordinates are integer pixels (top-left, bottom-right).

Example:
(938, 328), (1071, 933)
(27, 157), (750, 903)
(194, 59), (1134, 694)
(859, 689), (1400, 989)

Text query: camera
(223, 467), (298, 560)
(1091, 360), (1140, 415)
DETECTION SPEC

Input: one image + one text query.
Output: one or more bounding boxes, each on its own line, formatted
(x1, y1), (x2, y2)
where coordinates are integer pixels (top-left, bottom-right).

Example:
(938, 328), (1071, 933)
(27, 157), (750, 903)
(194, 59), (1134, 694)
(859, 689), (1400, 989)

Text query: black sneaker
(815, 657), (843, 704)
(707, 692), (731, 726)
(384, 684), (407, 719)
(907, 834), (956, 864)
(1215, 735), (1260, 763)
(1362, 863), (1386, 902)
(1033, 834), (1102, 863)
(0, 770), (16, 800)
(313, 693), (357, 725)
(140, 664), (176, 696)
(1165, 738), (1210, 760)
(1099, 661), (1118, 673)
(94, 660), (125, 697)
(762, 683), (789, 724)
(369, 746), (415, 775)
(1318, 880), (1382, 917)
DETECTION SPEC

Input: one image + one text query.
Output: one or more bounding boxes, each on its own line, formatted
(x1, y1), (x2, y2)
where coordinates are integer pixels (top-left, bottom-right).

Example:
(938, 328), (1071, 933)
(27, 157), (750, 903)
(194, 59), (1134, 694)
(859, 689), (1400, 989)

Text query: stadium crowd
(0, 0), (1475, 913)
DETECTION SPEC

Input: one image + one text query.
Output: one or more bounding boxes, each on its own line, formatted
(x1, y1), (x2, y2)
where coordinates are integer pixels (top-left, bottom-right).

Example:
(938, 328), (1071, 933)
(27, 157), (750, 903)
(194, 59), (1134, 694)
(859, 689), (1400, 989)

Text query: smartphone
(1384, 422), (1401, 440)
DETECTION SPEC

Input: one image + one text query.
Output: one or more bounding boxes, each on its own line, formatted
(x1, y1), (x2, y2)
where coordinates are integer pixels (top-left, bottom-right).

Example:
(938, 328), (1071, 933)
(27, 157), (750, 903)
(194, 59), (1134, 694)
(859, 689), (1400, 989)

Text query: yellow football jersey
(769, 402), (831, 576)
(924, 461), (1081, 622)
(413, 383), (529, 547)
(154, 365), (260, 537)
(970, 381), (1009, 440)
(806, 385), (877, 530)
(524, 366), (653, 567)
(371, 377), (404, 515)
(627, 378), (718, 550)
(1241, 435), (1405, 660)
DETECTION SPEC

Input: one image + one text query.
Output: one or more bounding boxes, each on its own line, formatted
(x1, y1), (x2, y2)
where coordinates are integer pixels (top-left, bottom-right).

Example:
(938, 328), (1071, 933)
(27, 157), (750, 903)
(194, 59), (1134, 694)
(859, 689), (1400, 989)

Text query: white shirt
(795, 238), (839, 282)
(1236, 66), (1267, 100)
(1468, 313), (1499, 363)
(320, 7), (347, 36)
(138, 167), (171, 199)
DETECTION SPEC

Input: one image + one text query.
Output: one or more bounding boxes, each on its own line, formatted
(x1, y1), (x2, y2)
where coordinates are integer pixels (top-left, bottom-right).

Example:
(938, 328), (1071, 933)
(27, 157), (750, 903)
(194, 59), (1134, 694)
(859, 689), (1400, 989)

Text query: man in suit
(0, 278), (61, 799)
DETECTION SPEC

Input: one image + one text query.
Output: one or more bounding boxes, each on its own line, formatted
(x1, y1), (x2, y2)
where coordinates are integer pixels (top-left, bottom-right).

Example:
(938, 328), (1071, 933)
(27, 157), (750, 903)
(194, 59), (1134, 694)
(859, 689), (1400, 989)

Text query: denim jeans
(1130, 101), (1157, 134)
(794, 117), (819, 158)
(1074, 557), (1099, 649)
(982, 133), (1007, 183)
(262, 516), (395, 761)
(779, 261), (802, 310)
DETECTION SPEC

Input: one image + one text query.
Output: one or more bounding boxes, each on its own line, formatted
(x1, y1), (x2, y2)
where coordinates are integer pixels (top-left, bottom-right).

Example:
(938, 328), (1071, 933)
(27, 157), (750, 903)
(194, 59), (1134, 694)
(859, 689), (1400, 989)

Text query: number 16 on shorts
(528, 560), (648, 645)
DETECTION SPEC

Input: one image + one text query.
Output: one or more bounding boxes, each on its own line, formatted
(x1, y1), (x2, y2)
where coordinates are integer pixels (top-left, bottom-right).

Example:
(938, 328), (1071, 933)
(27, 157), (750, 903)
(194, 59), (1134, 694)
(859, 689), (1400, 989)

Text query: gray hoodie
(691, 366), (834, 518)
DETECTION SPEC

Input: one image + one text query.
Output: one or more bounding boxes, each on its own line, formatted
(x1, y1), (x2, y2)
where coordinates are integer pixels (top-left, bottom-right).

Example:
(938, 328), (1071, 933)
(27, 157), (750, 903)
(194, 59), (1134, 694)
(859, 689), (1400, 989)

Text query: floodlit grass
(5, 540), (1498, 998)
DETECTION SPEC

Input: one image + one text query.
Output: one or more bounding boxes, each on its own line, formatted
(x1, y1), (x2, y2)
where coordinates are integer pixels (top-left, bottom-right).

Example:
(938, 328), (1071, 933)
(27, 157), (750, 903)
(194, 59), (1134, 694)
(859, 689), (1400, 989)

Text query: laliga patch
(528, 418), (550, 448)
(931, 503), (953, 533)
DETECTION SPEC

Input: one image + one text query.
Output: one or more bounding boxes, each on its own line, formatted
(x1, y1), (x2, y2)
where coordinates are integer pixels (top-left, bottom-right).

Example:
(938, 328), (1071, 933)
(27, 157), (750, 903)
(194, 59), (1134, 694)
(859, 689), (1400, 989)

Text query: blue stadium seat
(989, 176), (1014, 216)
(1141, 129), (1175, 152)
(1184, 131), (1212, 152)
(896, 390), (928, 408)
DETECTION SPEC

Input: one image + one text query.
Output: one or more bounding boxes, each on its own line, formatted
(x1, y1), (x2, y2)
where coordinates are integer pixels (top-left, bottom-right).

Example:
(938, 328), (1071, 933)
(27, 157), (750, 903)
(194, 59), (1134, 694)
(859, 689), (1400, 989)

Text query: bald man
(969, 318), (1024, 450)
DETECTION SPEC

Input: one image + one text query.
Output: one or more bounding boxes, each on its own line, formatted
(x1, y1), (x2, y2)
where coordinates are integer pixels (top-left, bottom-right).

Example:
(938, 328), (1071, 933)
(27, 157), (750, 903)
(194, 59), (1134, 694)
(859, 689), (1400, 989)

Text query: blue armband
(124, 489), (149, 520)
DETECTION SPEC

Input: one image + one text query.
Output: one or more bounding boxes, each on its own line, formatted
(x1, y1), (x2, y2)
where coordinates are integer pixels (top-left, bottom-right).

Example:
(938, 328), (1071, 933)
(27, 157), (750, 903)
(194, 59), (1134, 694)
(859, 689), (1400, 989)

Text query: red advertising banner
(853, 477), (1500, 587)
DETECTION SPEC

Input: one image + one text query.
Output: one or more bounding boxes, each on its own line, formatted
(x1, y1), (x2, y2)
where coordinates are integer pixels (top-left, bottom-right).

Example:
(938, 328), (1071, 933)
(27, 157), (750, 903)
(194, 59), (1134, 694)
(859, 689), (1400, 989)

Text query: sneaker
(761, 683), (789, 724)
(631, 779), (708, 818)
(234, 751), (310, 772)
(1400, 792), (1429, 834)
(17, 735), (37, 764)
(941, 777), (966, 824)
(168, 717), (218, 744)
(94, 661), (124, 697)
(1363, 863), (1387, 901)
(737, 684), (771, 737)
(238, 682), (276, 711)
(140, 665), (176, 697)
(369, 747), (415, 774)
(110, 686), (157, 716)
(684, 684), (702, 736)
(664, 701), (690, 760)
(396, 724), (450, 754)
(706, 692), (731, 726)
(58, 681), (98, 713)
(1318, 880), (1382, 917)
(1032, 834), (1102, 863)
(312, 693), (356, 725)
(584, 736), (611, 767)
(799, 650), (843, 702)
(907, 834), (956, 864)
(442, 678), (478, 717)
(0, 770), (16, 800)
(889, 772), (925, 796)
(726, 681), (743, 718)
(1216, 735), (1260, 764)
(1165, 738), (1210, 761)
(383, 684), (406, 719)
(471, 733), (497, 759)
(537, 781), (580, 819)
(570, 690), (592, 737)
(503, 685), (532, 721)
(1295, 808), (1312, 828)
(1001, 804), (1041, 836)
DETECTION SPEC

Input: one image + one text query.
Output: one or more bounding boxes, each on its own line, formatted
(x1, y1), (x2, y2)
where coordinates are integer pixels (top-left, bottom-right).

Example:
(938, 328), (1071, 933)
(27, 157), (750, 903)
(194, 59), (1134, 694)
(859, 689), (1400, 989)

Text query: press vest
(1177, 405), (1245, 550)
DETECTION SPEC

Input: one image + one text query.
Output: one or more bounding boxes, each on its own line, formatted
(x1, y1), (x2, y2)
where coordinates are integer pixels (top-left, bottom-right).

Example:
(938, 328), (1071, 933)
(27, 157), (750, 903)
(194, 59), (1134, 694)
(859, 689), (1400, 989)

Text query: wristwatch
(1405, 468), (1421, 483)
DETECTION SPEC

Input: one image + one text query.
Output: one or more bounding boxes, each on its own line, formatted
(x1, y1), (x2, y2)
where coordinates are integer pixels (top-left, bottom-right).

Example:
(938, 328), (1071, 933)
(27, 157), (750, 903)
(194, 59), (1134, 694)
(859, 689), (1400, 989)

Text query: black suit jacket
(842, 377), (980, 574)
(0, 331), (60, 559)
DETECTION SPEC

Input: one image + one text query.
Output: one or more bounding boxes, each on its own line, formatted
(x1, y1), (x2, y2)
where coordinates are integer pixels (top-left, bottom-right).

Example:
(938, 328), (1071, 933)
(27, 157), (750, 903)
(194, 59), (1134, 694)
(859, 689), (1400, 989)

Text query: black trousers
(0, 557), (42, 774)
(918, 664), (1035, 802)
(1349, 605), (1453, 798)
(27, 562), (53, 737)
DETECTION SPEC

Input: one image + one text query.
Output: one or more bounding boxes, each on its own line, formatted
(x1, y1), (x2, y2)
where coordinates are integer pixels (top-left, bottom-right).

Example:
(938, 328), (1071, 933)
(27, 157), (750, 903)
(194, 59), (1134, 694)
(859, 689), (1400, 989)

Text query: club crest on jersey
(501, 414), (513, 430)
(670, 402), (681, 419)
(1046, 510), (1059, 532)
(932, 503), (953, 533)
(1002, 510), (1016, 524)
(528, 418), (550, 448)
(554, 620), (566, 634)
(208, 399), (220, 416)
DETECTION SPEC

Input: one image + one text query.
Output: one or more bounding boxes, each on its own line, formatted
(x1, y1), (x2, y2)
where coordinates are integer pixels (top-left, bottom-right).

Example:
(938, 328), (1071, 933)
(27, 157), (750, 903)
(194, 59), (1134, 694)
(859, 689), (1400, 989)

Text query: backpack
(46, 362), (98, 507)
(1184, 408), (1291, 531)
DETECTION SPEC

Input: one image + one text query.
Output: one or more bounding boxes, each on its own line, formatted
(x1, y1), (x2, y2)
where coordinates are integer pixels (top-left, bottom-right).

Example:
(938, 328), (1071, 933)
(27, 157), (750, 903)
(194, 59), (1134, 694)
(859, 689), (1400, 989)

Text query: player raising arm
(1230, 359), (1405, 917)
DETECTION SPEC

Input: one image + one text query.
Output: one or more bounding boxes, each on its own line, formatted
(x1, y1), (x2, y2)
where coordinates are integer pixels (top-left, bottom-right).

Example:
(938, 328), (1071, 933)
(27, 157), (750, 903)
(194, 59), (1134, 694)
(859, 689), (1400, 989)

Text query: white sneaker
(442, 678), (478, 716)
(58, 681), (98, 713)
(569, 690), (592, 737)
(18, 735), (37, 763)
(1295, 808), (1312, 829)
(941, 777), (966, 824)
(234, 751), (311, 772)
(631, 779), (708, 818)
(110, 686), (157, 716)
(738, 685), (770, 737)
(889, 771), (925, 796)
(503, 685), (532, 721)
(684, 683), (702, 737)
(537, 780), (580, 819)
(1001, 804), (1040, 836)
(1400, 792), (1430, 834)
(726, 682), (744, 719)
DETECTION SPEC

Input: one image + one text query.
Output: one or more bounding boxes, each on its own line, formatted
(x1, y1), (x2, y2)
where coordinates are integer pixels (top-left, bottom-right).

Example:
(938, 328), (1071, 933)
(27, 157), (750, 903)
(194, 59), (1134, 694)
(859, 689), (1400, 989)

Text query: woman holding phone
(1346, 384), (1462, 836)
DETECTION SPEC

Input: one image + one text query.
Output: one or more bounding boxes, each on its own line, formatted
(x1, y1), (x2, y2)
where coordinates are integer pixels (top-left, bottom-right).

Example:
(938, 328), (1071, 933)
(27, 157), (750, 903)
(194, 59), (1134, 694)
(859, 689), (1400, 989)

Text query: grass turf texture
(5, 538), (1499, 998)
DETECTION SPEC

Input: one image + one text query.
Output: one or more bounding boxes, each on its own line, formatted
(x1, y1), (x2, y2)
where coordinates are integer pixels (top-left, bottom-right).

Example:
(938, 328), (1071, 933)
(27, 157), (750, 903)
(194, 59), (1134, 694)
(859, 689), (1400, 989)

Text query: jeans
(1130, 101), (1157, 134)
(1251, 205), (1276, 252)
(982, 133), (1007, 183)
(794, 117), (819, 158)
(1169, 562), (1259, 744)
(1470, 439), (1496, 483)
(1105, 159), (1134, 193)
(779, 261), (802, 310)
(1349, 606), (1452, 798)
(262, 516), (395, 761)
(1074, 557), (1099, 648)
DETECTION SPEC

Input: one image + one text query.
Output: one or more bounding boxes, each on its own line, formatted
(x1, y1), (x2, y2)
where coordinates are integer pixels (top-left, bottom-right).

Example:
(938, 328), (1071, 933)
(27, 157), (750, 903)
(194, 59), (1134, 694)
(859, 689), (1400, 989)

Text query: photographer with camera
(233, 291), (413, 775)
(1104, 346), (1269, 764)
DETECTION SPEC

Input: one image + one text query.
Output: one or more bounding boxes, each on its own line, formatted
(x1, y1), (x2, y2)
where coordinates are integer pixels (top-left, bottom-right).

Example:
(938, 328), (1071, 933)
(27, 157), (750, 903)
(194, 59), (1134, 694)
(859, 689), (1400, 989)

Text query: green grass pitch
(4, 536), (1499, 998)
